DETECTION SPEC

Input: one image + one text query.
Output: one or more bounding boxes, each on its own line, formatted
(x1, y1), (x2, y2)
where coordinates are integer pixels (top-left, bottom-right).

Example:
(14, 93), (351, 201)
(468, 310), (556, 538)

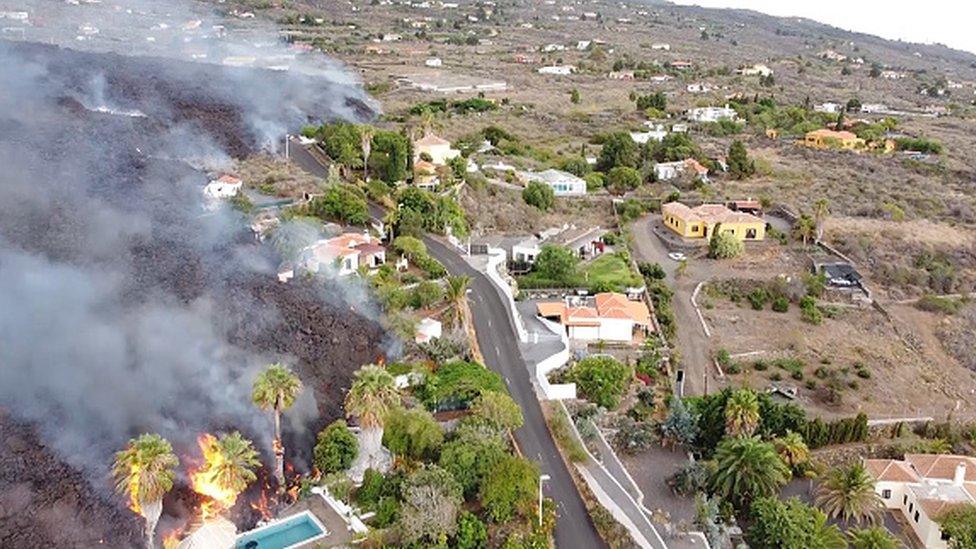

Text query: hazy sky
(674, 1), (976, 55)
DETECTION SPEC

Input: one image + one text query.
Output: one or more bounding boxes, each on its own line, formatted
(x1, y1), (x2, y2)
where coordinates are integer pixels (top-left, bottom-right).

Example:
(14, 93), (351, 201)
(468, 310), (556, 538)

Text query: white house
(203, 174), (243, 203)
(880, 70), (906, 79)
(814, 102), (842, 114)
(425, 57), (442, 67)
(576, 40), (591, 50)
(737, 63), (773, 77)
(538, 65), (575, 75)
(415, 317), (443, 344)
(413, 133), (460, 166)
(687, 105), (738, 123)
(542, 43), (564, 52)
(537, 292), (651, 343)
(686, 82), (714, 94)
(651, 43), (670, 50)
(861, 103), (889, 114)
(519, 169), (587, 196)
(630, 127), (668, 144)
(655, 158), (709, 182)
(865, 454), (976, 548)
(302, 233), (386, 277)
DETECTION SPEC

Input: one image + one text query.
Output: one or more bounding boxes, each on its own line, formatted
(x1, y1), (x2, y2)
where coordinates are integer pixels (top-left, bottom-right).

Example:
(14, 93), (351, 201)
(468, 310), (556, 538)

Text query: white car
(667, 252), (687, 262)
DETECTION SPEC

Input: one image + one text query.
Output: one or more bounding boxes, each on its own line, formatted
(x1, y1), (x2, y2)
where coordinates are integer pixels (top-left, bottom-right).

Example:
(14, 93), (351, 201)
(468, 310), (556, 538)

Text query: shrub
(716, 349), (732, 367)
(522, 180), (556, 211)
(569, 356), (633, 409)
(748, 288), (769, 310)
(771, 296), (789, 313)
(606, 166), (642, 194)
(313, 420), (358, 474)
(753, 361), (768, 371)
(480, 456), (538, 522)
(383, 407), (444, 461)
(419, 360), (505, 411)
(915, 295), (963, 315)
(709, 230), (743, 259)
(800, 296), (823, 325)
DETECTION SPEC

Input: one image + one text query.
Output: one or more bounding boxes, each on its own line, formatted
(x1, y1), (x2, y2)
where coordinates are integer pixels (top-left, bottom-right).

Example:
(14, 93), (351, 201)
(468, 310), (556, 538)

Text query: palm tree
(199, 432), (261, 501)
(359, 125), (374, 181)
(793, 214), (817, 246)
(112, 434), (179, 549)
(709, 437), (790, 509)
(252, 363), (303, 491)
(814, 462), (883, 525)
(848, 526), (899, 549)
(345, 364), (401, 476)
(813, 199), (830, 242)
(444, 275), (471, 328)
(773, 430), (810, 471)
(724, 388), (760, 438)
(810, 509), (848, 549)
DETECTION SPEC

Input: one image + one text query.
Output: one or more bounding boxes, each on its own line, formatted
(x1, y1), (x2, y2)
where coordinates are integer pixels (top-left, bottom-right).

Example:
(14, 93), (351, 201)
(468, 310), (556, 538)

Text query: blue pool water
(235, 513), (325, 549)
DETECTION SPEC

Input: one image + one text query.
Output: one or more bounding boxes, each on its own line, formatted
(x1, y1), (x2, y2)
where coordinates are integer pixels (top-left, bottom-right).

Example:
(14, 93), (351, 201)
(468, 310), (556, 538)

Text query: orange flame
(250, 490), (273, 522)
(189, 434), (239, 519)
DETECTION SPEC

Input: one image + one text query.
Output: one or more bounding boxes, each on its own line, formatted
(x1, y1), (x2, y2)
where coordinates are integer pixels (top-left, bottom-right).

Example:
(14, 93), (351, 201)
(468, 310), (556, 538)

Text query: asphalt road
(422, 237), (605, 549)
(287, 141), (604, 547)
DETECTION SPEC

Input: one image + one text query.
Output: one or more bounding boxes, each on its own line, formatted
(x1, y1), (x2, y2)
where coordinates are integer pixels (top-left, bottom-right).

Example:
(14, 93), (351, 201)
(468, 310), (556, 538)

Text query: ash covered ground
(0, 21), (386, 549)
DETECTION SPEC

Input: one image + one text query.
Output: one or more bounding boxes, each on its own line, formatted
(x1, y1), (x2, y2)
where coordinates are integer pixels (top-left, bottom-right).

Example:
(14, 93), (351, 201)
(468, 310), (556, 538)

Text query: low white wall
(485, 247), (529, 342)
(535, 316), (577, 400)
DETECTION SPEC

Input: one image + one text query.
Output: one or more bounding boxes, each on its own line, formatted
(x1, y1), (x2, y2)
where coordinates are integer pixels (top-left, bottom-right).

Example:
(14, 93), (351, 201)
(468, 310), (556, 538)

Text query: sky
(673, 0), (976, 55)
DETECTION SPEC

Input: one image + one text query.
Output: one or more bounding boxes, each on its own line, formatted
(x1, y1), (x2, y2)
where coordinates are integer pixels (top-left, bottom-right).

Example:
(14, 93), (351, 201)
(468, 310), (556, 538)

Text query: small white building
(203, 174), (243, 200)
(860, 103), (889, 114)
(520, 169), (587, 196)
(814, 102), (842, 114)
(651, 43), (670, 51)
(576, 40), (591, 50)
(630, 128), (667, 145)
(538, 65), (575, 76)
(737, 64), (773, 77)
(865, 454), (976, 549)
(655, 158), (709, 182)
(415, 317), (443, 344)
(880, 70), (906, 79)
(425, 57), (442, 67)
(413, 133), (461, 166)
(686, 82), (714, 93)
(687, 105), (738, 123)
(542, 43), (565, 52)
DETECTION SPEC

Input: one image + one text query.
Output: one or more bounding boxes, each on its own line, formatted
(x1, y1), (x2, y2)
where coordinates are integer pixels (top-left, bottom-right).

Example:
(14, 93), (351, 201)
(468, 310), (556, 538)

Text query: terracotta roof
(683, 158), (709, 175)
(905, 454), (976, 482)
(864, 459), (922, 483)
(536, 292), (649, 327)
(216, 174), (242, 184)
(806, 128), (859, 140)
(536, 302), (565, 319)
(415, 134), (450, 147)
(919, 499), (969, 520)
(414, 160), (437, 173)
(662, 202), (764, 226)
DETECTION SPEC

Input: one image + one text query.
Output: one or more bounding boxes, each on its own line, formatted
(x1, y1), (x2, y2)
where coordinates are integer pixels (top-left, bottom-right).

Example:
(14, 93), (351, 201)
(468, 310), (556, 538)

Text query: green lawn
(580, 253), (643, 292)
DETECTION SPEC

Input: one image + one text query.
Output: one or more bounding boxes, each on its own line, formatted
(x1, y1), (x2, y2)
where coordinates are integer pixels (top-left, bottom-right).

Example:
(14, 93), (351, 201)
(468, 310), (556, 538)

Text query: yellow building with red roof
(661, 202), (766, 241)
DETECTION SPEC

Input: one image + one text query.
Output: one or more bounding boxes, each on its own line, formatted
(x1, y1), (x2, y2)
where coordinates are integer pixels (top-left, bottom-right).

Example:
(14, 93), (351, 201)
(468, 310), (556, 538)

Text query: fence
(484, 247), (529, 342)
(535, 316), (577, 400)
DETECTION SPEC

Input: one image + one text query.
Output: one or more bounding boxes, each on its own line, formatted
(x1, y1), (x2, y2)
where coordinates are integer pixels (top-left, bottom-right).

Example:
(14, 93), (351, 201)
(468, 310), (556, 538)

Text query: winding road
(287, 140), (605, 548)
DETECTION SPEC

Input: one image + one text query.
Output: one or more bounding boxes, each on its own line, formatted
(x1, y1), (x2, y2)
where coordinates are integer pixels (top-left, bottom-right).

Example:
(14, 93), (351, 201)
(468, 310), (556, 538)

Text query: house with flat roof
(654, 158), (709, 182)
(518, 169), (587, 196)
(537, 292), (651, 343)
(802, 129), (865, 151)
(661, 202), (765, 241)
(865, 454), (976, 548)
(687, 105), (738, 123)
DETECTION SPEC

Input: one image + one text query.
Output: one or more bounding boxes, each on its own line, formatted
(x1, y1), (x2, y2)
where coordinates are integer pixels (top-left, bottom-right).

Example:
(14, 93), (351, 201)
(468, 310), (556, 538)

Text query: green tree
(470, 391), (524, 432)
(532, 245), (579, 284)
(392, 235), (427, 260)
(252, 363), (303, 490)
(772, 430), (809, 471)
(383, 407), (444, 461)
(480, 455), (538, 522)
(345, 364), (401, 472)
(310, 184), (370, 225)
(314, 420), (359, 474)
(606, 166), (642, 194)
(710, 437), (790, 509)
(749, 497), (846, 549)
(848, 526), (899, 549)
(522, 180), (556, 211)
(359, 125), (374, 181)
(709, 228), (744, 259)
(648, 132), (701, 163)
(444, 275), (471, 328)
(636, 92), (667, 112)
(570, 88), (581, 104)
(319, 122), (363, 171)
(727, 140), (755, 179)
(597, 132), (639, 171)
(794, 214), (816, 246)
(569, 356), (632, 409)
(369, 130), (410, 183)
(814, 462), (883, 525)
(559, 156), (591, 177)
(420, 360), (505, 410)
(439, 425), (508, 497)
(813, 199), (830, 242)
(455, 510), (489, 549)
(724, 388), (761, 438)
(411, 280), (444, 309)
(398, 464), (463, 544)
(937, 504), (976, 548)
(112, 434), (179, 549)
(661, 395), (700, 448)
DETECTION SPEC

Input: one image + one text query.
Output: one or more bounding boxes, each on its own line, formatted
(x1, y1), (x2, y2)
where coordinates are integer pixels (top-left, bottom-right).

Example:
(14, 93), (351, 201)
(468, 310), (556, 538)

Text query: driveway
(628, 216), (713, 397)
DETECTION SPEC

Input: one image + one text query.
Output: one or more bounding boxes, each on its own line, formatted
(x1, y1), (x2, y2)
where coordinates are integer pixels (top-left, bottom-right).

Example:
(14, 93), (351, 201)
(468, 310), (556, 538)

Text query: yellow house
(661, 202), (766, 241)
(802, 129), (865, 151)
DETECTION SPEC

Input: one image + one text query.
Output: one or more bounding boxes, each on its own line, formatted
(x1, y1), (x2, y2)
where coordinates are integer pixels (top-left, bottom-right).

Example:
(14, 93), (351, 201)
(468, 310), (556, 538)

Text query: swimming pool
(235, 510), (329, 549)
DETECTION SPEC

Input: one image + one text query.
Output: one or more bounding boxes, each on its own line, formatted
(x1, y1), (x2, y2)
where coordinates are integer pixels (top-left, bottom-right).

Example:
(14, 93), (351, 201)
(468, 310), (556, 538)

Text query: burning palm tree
(345, 364), (400, 476)
(251, 363), (302, 492)
(112, 433), (179, 549)
(191, 432), (261, 516)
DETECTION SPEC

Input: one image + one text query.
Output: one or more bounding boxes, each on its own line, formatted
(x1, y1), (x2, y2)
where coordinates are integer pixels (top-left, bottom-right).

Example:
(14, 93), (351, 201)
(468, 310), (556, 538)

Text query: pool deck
(279, 494), (354, 548)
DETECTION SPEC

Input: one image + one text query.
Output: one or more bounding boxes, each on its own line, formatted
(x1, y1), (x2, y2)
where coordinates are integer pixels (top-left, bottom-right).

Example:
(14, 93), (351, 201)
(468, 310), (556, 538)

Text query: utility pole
(284, 134), (290, 160)
(538, 474), (551, 528)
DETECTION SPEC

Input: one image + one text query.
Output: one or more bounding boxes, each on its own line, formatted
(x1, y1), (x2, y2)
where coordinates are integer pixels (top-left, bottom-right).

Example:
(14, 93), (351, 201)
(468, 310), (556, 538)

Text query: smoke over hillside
(0, 1), (387, 546)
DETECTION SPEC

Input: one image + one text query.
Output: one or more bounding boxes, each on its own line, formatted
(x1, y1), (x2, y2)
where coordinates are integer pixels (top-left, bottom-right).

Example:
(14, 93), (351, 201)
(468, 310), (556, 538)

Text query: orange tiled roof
(864, 459), (922, 483)
(905, 454), (976, 482)
(919, 499), (969, 520)
(662, 202), (764, 226)
(536, 292), (649, 327)
(415, 134), (450, 147)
